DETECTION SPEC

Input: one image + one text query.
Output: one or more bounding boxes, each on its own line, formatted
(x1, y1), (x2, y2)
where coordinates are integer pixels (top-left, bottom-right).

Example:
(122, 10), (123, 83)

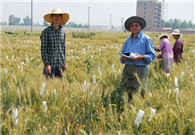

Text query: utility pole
(110, 14), (112, 32)
(121, 18), (124, 31)
(31, 0), (33, 32)
(88, 6), (90, 31)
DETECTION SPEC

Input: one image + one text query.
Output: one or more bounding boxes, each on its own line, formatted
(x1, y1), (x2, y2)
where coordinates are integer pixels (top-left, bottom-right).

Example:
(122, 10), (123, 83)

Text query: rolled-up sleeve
(40, 30), (49, 66)
(143, 38), (156, 64)
(120, 40), (128, 64)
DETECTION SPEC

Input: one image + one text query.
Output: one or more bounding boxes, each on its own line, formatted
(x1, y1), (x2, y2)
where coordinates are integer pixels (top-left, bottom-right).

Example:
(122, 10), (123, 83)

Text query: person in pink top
(171, 29), (184, 63)
(154, 34), (174, 73)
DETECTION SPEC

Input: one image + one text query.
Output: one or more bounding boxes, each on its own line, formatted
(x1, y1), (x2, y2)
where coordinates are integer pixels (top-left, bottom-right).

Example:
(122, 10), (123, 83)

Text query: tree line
(1, 14), (195, 30)
(161, 19), (195, 29)
(0, 14), (88, 28)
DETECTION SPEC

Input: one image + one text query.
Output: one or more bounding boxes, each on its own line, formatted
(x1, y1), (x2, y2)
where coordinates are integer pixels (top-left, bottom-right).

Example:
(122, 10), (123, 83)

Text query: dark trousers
(121, 65), (148, 102)
(43, 66), (65, 79)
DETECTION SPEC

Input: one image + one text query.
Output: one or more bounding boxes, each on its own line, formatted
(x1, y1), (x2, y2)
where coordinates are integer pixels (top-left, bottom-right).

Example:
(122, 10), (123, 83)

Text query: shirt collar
(130, 31), (143, 39)
(51, 23), (62, 30)
(176, 36), (182, 40)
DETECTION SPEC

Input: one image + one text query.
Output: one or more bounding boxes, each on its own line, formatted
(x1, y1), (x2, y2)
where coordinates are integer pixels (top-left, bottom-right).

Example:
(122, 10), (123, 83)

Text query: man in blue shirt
(120, 16), (156, 102)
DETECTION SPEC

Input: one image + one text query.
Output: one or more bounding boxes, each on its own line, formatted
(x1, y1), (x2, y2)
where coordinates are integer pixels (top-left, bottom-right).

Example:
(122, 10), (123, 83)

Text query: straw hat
(158, 33), (170, 42)
(124, 16), (146, 31)
(44, 8), (70, 25)
(171, 29), (181, 36)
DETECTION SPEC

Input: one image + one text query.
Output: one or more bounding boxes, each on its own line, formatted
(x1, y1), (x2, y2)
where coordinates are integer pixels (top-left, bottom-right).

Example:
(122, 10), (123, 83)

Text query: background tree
(0, 21), (7, 25)
(172, 19), (180, 29)
(43, 20), (49, 26)
(188, 21), (193, 28)
(180, 20), (188, 29)
(161, 18), (194, 29)
(8, 14), (20, 25)
(23, 16), (31, 26)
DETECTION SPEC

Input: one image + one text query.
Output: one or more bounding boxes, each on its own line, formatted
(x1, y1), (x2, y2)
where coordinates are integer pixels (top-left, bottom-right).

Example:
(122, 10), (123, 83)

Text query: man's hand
(45, 65), (51, 75)
(131, 53), (145, 61)
(122, 56), (128, 62)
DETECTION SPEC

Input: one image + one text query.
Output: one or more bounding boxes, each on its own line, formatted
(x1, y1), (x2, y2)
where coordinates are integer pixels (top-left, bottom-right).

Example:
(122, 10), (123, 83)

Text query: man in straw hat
(120, 16), (156, 102)
(40, 8), (69, 78)
(154, 33), (174, 74)
(171, 29), (184, 63)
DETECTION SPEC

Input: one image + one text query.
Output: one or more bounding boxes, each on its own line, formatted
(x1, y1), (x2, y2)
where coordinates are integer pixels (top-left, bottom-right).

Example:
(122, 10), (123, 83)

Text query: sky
(0, 0), (194, 27)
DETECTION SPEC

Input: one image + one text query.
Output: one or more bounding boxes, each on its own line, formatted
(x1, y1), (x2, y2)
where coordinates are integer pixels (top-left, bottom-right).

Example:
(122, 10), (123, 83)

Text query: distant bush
(5, 31), (18, 35)
(72, 32), (95, 38)
(4, 31), (40, 37)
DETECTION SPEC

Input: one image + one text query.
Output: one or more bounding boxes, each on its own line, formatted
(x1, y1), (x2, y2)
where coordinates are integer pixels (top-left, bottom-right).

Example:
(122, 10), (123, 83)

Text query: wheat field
(1, 30), (195, 134)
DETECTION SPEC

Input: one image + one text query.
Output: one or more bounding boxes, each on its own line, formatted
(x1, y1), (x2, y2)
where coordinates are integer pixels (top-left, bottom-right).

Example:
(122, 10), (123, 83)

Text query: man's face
(51, 14), (62, 25)
(172, 35), (179, 39)
(129, 23), (141, 34)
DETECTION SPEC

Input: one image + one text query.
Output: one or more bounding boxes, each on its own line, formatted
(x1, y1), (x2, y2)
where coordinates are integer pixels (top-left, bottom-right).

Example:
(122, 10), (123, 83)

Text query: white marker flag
(148, 108), (156, 122)
(40, 82), (46, 96)
(135, 109), (145, 128)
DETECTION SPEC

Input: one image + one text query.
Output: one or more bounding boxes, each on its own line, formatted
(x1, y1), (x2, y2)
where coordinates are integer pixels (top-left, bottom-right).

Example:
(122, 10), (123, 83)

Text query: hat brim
(171, 32), (181, 36)
(44, 13), (70, 25)
(124, 16), (146, 31)
(158, 33), (170, 42)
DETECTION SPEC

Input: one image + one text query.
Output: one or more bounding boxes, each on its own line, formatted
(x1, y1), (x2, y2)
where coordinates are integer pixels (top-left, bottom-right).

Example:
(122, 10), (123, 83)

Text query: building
(136, 0), (162, 30)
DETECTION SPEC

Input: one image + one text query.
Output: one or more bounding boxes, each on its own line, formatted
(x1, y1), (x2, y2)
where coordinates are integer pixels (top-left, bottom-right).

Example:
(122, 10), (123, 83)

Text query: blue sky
(1, 0), (194, 26)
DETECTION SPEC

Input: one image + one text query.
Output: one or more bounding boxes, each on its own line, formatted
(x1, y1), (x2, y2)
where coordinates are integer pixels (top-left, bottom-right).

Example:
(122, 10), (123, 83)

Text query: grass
(1, 30), (195, 134)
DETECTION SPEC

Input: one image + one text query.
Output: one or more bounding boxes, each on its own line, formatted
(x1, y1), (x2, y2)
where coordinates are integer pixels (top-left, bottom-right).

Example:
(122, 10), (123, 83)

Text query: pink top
(154, 39), (173, 58)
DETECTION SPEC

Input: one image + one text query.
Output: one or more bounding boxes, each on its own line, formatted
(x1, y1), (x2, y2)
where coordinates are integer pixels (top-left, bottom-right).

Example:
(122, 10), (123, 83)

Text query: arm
(157, 53), (162, 59)
(142, 38), (156, 64)
(154, 45), (161, 52)
(120, 39), (128, 64)
(40, 30), (49, 66)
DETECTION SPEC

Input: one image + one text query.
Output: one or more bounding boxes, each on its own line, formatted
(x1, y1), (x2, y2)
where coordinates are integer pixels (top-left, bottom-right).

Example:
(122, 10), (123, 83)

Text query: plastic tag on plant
(181, 71), (185, 81)
(174, 88), (179, 100)
(135, 109), (145, 128)
(175, 77), (179, 87)
(15, 118), (18, 125)
(188, 56), (190, 62)
(148, 108), (156, 122)
(149, 92), (152, 97)
(92, 75), (96, 84)
(26, 54), (29, 63)
(12, 108), (17, 119)
(84, 80), (87, 86)
(86, 83), (89, 90)
(112, 65), (115, 71)
(20, 62), (25, 65)
(169, 89), (172, 94)
(12, 108), (18, 125)
(3, 68), (8, 75)
(118, 69), (121, 76)
(54, 89), (57, 95)
(40, 82), (46, 96)
(43, 101), (48, 113)
(98, 67), (102, 76)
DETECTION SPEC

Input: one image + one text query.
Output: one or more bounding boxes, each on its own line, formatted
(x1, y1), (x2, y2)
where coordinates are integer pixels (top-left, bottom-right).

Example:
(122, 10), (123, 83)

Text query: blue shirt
(120, 32), (156, 66)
